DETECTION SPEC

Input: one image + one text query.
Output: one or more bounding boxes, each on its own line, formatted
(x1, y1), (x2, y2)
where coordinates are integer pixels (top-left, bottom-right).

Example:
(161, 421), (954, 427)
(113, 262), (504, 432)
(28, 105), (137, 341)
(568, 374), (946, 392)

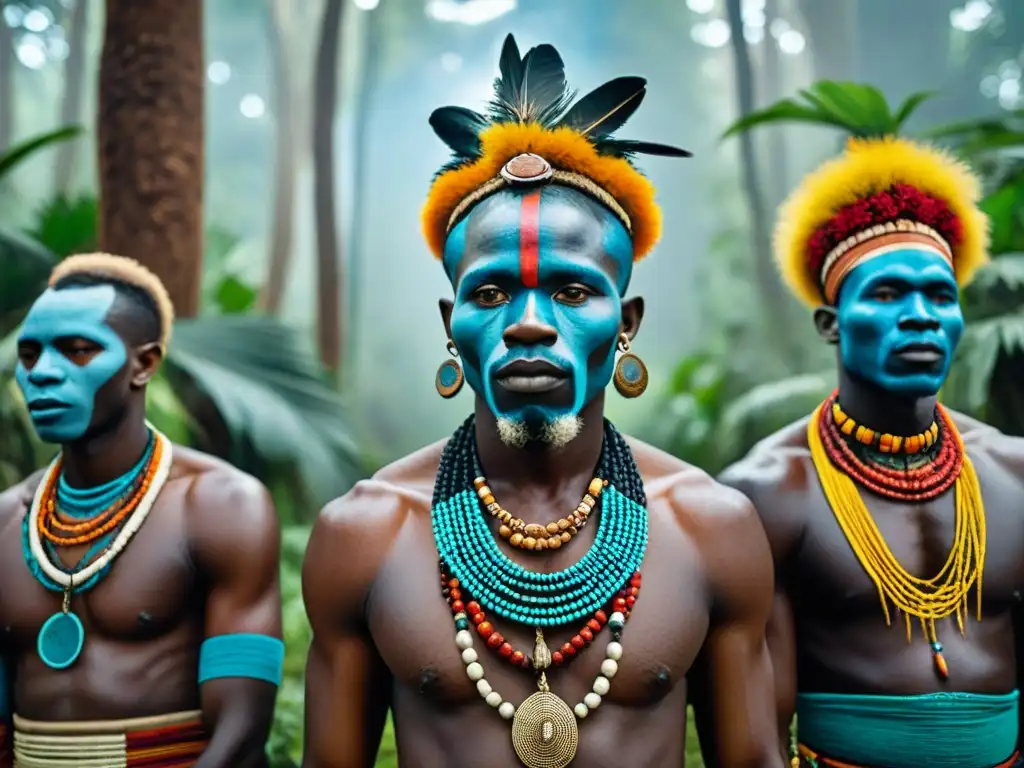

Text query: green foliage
(0, 125), (82, 183)
(27, 194), (99, 258)
(721, 81), (936, 139)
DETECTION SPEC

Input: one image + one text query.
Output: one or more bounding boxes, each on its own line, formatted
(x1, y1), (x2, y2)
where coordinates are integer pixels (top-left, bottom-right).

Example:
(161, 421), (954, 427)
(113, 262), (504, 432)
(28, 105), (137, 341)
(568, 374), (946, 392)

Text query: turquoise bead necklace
(432, 416), (648, 628)
(22, 430), (155, 595)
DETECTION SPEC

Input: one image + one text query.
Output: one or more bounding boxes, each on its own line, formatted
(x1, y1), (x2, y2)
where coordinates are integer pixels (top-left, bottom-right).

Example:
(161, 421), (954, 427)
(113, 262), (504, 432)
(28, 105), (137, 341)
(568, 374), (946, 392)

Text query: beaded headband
(421, 34), (690, 262)
(774, 136), (990, 307)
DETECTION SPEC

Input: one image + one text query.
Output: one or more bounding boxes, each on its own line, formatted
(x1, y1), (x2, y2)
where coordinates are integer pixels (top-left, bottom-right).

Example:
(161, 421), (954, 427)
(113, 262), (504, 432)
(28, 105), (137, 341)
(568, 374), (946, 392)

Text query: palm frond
(164, 316), (368, 509)
(0, 126), (82, 183)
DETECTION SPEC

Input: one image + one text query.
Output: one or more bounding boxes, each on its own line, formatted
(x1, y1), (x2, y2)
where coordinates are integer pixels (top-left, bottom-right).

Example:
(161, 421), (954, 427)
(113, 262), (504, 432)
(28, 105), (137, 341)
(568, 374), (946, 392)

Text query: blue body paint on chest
(16, 286), (127, 443)
(444, 187), (633, 424)
(836, 249), (963, 397)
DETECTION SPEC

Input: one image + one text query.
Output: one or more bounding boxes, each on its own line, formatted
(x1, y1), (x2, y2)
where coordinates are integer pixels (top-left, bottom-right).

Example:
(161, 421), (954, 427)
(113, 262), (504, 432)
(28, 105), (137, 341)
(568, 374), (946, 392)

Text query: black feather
(558, 77), (647, 138)
(429, 106), (488, 159)
(595, 137), (693, 158)
(519, 44), (569, 124)
(489, 36), (572, 125)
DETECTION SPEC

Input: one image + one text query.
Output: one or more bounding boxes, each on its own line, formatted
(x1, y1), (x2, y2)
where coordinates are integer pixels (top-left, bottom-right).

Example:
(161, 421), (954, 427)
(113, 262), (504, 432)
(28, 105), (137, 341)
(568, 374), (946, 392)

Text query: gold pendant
(511, 689), (579, 768)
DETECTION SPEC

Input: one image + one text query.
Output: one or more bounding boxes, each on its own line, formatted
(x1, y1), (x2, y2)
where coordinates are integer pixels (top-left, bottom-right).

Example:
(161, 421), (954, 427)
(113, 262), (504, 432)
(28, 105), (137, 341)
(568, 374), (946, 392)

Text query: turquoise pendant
(38, 610), (84, 669)
(38, 587), (84, 670)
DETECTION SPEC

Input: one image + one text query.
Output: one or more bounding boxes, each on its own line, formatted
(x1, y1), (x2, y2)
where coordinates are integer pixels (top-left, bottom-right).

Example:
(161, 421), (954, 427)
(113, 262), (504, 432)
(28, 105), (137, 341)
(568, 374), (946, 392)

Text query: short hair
(48, 253), (174, 348)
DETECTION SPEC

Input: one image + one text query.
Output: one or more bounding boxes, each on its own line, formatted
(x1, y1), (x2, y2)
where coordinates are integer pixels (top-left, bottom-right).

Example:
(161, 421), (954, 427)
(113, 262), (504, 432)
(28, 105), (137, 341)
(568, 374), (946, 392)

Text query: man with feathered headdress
(722, 136), (1024, 768)
(301, 34), (782, 768)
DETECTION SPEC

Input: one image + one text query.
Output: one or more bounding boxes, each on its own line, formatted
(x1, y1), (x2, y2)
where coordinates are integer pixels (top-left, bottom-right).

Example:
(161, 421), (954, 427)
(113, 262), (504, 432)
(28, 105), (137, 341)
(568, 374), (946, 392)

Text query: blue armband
(198, 633), (285, 686)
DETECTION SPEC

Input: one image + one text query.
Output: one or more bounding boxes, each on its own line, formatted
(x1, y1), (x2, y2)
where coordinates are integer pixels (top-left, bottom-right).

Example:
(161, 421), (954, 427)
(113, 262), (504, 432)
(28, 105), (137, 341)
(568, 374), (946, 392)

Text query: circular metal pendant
(511, 691), (579, 768)
(38, 611), (84, 670)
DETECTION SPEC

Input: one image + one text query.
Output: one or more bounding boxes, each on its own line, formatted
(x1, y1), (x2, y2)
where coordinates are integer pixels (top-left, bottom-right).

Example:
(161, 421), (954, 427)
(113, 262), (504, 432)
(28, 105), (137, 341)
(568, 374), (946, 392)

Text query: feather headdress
(421, 34), (691, 261)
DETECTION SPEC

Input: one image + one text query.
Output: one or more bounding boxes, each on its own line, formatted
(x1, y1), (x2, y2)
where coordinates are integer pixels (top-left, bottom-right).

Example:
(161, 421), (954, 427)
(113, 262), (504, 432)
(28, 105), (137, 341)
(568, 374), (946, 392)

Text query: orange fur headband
(421, 34), (690, 263)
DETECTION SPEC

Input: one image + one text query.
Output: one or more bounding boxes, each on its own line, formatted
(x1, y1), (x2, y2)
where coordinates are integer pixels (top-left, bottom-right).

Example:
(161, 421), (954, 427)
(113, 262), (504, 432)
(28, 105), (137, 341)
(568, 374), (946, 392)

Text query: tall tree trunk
(98, 0), (205, 318)
(0, 16), (14, 154)
(725, 0), (799, 370)
(345, 6), (382, 378)
(312, 0), (344, 373)
(762, 0), (788, 207)
(53, 0), (90, 197)
(261, 0), (298, 315)
(797, 0), (858, 82)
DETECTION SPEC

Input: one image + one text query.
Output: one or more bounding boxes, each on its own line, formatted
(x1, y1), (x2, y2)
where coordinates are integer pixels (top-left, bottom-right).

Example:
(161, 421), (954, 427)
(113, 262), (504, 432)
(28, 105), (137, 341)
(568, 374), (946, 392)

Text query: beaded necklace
(809, 395), (985, 681)
(432, 416), (648, 768)
(23, 426), (173, 670)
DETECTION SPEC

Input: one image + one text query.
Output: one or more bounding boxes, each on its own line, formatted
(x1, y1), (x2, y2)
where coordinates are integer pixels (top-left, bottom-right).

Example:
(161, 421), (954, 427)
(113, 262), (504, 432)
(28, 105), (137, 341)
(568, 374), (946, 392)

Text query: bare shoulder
(717, 416), (812, 497)
(625, 434), (765, 550)
(0, 469), (46, 534)
(625, 436), (773, 614)
(172, 444), (277, 542)
(302, 438), (446, 623)
(950, 410), (1024, 476)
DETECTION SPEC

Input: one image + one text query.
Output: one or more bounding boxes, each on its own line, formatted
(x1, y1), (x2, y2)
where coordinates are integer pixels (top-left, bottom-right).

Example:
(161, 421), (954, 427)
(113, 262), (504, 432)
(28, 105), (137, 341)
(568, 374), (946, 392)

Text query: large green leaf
(721, 99), (848, 139)
(27, 194), (98, 258)
(800, 81), (895, 136)
(0, 230), (58, 336)
(893, 90), (937, 129)
(0, 126), (82, 184)
(979, 179), (1024, 255)
(715, 372), (835, 461)
(164, 316), (366, 508)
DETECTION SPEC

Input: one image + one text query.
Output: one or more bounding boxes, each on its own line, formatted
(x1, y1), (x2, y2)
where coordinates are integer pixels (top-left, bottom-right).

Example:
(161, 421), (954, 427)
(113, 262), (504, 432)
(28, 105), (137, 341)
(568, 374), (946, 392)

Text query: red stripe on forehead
(519, 191), (541, 288)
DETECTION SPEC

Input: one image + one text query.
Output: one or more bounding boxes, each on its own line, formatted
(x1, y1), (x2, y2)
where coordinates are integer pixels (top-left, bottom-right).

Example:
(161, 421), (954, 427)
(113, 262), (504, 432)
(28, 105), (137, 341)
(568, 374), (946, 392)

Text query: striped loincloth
(797, 744), (1021, 768)
(12, 710), (207, 767)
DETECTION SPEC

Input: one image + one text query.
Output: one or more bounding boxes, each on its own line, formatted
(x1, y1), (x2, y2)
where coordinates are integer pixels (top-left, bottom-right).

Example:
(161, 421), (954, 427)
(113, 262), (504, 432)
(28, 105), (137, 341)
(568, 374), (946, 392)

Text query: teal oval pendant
(38, 611), (84, 669)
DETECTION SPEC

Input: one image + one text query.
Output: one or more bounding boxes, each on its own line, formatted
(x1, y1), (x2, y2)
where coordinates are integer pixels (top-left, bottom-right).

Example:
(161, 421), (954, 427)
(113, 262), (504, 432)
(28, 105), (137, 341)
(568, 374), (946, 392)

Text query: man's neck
(836, 367), (937, 436)
(473, 394), (606, 494)
(60, 405), (151, 489)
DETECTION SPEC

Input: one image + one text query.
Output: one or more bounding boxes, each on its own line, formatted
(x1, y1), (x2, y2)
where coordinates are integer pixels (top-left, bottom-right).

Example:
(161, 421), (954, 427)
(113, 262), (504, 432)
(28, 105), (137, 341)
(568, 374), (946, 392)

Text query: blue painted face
(15, 286), (128, 443)
(443, 186), (634, 425)
(835, 248), (963, 397)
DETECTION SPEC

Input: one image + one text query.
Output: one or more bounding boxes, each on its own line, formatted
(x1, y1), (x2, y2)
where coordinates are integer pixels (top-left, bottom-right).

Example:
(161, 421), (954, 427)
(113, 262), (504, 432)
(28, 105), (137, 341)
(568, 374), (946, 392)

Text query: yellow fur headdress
(421, 34), (691, 262)
(774, 136), (989, 307)
(49, 253), (175, 349)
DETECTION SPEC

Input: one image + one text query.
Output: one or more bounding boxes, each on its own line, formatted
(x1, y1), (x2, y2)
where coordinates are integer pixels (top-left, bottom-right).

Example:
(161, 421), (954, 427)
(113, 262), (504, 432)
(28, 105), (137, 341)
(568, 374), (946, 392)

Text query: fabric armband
(198, 633), (284, 686)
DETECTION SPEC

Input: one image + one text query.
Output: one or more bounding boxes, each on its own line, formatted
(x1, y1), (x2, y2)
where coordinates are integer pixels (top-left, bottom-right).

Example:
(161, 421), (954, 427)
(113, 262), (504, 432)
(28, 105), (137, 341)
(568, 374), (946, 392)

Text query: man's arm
(301, 481), (399, 768)
(686, 485), (783, 768)
(189, 470), (283, 768)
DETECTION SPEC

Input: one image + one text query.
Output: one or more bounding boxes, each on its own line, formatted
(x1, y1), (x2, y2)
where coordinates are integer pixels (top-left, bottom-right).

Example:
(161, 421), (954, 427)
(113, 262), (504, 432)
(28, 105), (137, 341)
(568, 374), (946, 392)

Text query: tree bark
(261, 0), (298, 315)
(0, 14), (14, 154)
(312, 0), (344, 373)
(98, 0), (205, 318)
(54, 0), (90, 196)
(345, 6), (383, 376)
(725, 0), (799, 369)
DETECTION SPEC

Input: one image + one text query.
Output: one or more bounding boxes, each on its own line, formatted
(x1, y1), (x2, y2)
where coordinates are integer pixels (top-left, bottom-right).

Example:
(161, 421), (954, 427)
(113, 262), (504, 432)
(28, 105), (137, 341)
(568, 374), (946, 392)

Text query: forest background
(1, 0), (1023, 765)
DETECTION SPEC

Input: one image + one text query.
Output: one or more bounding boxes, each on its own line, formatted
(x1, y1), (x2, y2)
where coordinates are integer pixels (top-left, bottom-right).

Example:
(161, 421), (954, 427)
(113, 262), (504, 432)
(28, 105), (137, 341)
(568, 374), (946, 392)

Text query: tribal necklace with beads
(432, 416), (648, 768)
(23, 426), (173, 670)
(809, 390), (985, 681)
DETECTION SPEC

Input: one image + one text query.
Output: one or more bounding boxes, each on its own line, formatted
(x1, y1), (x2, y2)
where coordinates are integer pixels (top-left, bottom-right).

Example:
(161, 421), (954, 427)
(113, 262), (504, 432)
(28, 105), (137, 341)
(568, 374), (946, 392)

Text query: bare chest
(790, 454), (1024, 620)
(369, 509), (710, 714)
(0, 495), (197, 653)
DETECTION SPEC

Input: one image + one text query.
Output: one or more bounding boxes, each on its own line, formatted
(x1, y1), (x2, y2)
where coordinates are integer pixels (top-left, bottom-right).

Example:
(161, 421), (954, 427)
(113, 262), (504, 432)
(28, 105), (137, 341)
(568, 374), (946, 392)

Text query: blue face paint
(15, 286), (128, 443)
(835, 249), (963, 398)
(444, 187), (633, 425)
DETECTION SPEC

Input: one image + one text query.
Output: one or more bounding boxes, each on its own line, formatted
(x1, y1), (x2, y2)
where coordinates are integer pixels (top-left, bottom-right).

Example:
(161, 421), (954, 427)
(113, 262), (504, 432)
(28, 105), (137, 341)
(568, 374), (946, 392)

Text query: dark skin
(720, 305), (1024, 765)
(302, 189), (780, 768)
(1, 285), (282, 767)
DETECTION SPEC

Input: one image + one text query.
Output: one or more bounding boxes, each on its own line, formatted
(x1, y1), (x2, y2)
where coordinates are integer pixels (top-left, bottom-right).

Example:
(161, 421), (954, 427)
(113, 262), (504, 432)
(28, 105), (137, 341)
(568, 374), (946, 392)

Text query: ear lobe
(620, 296), (645, 340)
(438, 299), (454, 340)
(131, 343), (164, 388)
(813, 306), (840, 345)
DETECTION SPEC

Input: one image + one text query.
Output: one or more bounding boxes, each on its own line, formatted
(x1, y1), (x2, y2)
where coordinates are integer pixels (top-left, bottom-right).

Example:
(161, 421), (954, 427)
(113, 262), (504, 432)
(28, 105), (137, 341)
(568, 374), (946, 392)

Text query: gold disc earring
(436, 339), (464, 398)
(613, 333), (648, 398)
